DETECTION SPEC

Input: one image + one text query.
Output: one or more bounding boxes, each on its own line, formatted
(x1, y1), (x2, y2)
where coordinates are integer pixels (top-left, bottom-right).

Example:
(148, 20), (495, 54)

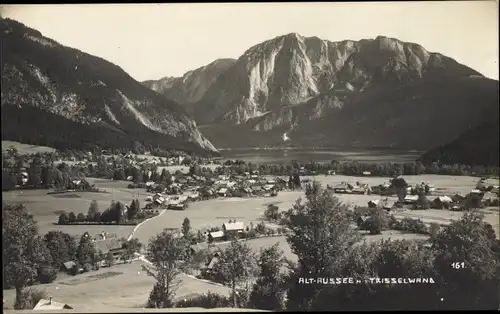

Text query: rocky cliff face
(183, 33), (498, 150)
(1, 19), (218, 155)
(143, 58), (236, 107)
(142, 76), (178, 96)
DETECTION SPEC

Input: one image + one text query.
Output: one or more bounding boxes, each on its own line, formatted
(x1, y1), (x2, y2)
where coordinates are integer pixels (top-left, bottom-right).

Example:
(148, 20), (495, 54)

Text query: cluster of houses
(365, 185), (499, 212)
(141, 173), (289, 210)
(328, 182), (371, 194)
(144, 193), (190, 211)
(187, 221), (247, 277)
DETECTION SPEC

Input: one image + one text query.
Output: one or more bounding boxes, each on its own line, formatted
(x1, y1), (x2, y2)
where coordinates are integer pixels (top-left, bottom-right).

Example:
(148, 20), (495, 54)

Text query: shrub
(175, 292), (232, 308)
(37, 265), (58, 284)
(82, 263), (92, 272)
(361, 209), (389, 235)
(76, 213), (86, 222)
(391, 217), (429, 235)
(67, 212), (76, 223)
(58, 212), (69, 224)
(264, 204), (279, 221)
(255, 222), (267, 235)
(246, 229), (257, 239)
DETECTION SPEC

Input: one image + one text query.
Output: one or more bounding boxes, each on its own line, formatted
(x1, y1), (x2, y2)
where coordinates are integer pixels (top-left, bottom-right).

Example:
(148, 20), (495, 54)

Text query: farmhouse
(217, 187), (228, 197)
(432, 196), (453, 209)
(33, 298), (73, 311)
(222, 221), (245, 238)
(95, 238), (125, 260)
(207, 231), (224, 242)
(404, 195), (419, 204)
(351, 183), (369, 195)
(251, 185), (264, 196)
(332, 182), (352, 194)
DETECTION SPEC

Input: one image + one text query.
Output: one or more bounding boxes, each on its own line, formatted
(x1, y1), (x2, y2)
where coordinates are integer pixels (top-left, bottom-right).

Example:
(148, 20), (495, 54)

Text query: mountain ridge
(146, 32), (497, 151)
(1, 18), (218, 156)
(142, 58), (236, 107)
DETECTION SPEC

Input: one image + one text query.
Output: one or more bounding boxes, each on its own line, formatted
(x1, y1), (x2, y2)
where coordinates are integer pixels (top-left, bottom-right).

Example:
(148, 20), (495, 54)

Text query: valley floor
(3, 173), (499, 310)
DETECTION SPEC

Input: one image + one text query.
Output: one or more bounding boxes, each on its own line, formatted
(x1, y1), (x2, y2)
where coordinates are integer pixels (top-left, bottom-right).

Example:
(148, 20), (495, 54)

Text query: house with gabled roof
(33, 297), (73, 311)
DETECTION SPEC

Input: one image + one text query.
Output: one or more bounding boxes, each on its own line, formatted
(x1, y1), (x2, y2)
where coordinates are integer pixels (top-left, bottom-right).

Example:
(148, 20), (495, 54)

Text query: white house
(208, 231), (224, 242)
(217, 187), (228, 197)
(222, 221), (245, 238)
(404, 195), (419, 204)
(33, 298), (73, 311)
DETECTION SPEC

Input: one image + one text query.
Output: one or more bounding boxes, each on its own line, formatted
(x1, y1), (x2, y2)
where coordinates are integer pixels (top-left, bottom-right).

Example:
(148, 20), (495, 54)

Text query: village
(3, 144), (500, 311)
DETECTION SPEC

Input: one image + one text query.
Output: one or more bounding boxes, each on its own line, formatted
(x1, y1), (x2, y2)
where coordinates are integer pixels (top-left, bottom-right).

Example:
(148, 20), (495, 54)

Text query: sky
(1, 2), (498, 81)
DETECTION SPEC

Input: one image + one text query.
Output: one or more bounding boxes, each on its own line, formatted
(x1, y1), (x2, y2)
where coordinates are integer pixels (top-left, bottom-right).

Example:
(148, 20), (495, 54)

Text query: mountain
(1, 18), (218, 156)
(142, 58), (236, 109)
(142, 76), (178, 95)
(172, 33), (498, 150)
(418, 120), (499, 167)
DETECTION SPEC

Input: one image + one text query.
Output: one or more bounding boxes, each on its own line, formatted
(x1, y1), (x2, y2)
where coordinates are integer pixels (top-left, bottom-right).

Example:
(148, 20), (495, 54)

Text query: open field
(2, 140), (57, 154)
(300, 174), (498, 196)
(3, 261), (231, 311)
(132, 191), (304, 244)
(1, 178), (153, 239)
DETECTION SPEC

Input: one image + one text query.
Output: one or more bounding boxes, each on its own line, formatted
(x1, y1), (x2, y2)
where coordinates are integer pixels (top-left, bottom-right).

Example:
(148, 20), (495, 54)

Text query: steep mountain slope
(142, 76), (178, 95)
(187, 33), (498, 149)
(418, 120), (499, 167)
(142, 58), (236, 108)
(1, 19), (218, 155)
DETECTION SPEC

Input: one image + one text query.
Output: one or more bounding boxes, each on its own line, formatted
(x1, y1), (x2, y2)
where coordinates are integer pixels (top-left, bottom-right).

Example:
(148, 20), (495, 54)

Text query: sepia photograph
(1, 1), (499, 312)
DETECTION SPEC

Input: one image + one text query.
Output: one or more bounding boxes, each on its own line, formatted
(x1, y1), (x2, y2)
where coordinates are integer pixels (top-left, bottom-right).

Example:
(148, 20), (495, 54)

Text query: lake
(219, 148), (422, 164)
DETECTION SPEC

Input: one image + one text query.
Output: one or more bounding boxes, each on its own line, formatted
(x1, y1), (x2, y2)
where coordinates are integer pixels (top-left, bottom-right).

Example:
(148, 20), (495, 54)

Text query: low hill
(418, 120), (499, 167)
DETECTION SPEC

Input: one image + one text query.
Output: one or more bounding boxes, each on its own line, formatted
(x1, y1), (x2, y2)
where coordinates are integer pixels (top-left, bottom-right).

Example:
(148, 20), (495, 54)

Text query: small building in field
(368, 200), (380, 208)
(217, 187), (228, 197)
(333, 182), (352, 194)
(404, 195), (419, 204)
(207, 231), (224, 242)
(95, 238), (125, 260)
(251, 185), (263, 195)
(222, 221), (245, 238)
(432, 196), (453, 209)
(33, 298), (73, 311)
(351, 184), (368, 195)
(383, 201), (396, 211)
(362, 171), (371, 176)
(62, 261), (77, 272)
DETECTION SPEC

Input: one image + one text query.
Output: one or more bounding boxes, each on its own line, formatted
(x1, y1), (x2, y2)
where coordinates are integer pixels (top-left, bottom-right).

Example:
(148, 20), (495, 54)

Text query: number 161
(451, 262), (465, 269)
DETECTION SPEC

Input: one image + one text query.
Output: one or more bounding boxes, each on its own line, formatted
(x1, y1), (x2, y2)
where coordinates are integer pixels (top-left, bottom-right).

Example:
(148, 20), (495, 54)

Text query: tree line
(57, 199), (148, 225)
(220, 159), (498, 177)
